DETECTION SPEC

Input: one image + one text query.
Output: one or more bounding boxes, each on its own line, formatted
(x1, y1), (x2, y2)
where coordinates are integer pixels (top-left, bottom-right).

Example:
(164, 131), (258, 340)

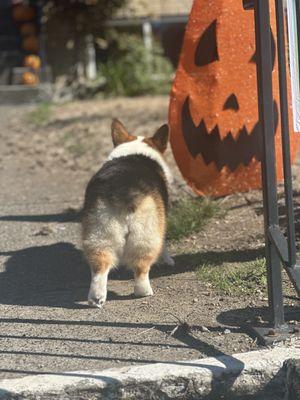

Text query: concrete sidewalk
(1, 347), (300, 399)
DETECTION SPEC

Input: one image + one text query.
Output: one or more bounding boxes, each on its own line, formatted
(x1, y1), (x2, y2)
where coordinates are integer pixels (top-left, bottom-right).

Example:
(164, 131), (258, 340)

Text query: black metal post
(254, 0), (285, 329)
(243, 0), (300, 344)
(295, 0), (300, 85)
(275, 0), (297, 268)
(274, 0), (300, 297)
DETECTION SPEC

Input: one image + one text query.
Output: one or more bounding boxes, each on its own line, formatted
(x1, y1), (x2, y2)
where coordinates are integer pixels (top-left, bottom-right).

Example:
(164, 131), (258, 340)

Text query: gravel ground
(0, 97), (299, 380)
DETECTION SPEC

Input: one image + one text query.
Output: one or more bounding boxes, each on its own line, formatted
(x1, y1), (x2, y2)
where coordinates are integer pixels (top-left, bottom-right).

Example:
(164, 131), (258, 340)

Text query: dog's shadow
(0, 242), (265, 308)
(0, 243), (89, 308)
(0, 242), (153, 308)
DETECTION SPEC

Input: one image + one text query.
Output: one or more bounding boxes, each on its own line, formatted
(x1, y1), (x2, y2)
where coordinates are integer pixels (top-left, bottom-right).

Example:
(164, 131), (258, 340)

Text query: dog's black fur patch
(83, 155), (169, 213)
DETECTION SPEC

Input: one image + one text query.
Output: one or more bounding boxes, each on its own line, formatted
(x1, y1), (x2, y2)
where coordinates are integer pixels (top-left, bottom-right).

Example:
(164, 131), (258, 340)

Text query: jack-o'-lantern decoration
(12, 5), (36, 22)
(22, 36), (39, 53)
(22, 71), (39, 86)
(20, 23), (37, 37)
(169, 0), (300, 197)
(24, 55), (41, 70)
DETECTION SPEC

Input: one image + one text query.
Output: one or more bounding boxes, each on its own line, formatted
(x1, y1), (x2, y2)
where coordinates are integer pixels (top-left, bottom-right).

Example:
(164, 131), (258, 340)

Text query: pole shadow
(0, 207), (81, 223)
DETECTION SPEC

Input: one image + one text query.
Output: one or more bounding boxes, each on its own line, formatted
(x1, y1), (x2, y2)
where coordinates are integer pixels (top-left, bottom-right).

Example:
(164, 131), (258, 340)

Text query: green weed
(26, 103), (52, 126)
(68, 142), (86, 157)
(60, 131), (87, 157)
(167, 198), (222, 241)
(197, 258), (267, 295)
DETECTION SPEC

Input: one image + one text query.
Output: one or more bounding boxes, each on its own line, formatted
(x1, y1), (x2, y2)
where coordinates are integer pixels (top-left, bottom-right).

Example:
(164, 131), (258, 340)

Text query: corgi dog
(82, 119), (174, 308)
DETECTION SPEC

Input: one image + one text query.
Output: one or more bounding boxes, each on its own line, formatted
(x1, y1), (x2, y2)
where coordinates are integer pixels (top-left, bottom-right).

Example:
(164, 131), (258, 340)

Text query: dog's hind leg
(161, 242), (175, 267)
(86, 249), (115, 308)
(133, 255), (157, 297)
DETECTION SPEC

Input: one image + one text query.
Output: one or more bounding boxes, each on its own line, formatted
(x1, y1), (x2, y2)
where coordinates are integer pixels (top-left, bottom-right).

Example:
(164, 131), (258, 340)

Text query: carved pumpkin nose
(223, 93), (239, 111)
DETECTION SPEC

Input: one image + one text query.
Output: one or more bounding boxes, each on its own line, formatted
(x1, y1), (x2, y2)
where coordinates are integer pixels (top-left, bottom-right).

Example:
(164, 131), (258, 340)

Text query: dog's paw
(164, 255), (175, 267)
(88, 296), (106, 308)
(161, 248), (175, 267)
(88, 284), (107, 308)
(134, 282), (154, 297)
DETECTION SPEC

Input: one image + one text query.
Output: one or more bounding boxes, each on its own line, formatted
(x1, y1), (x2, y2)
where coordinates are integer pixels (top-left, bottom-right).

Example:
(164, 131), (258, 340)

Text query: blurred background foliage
(42, 1), (174, 96)
(1, 0), (185, 98)
(97, 31), (173, 96)
(42, 0), (126, 34)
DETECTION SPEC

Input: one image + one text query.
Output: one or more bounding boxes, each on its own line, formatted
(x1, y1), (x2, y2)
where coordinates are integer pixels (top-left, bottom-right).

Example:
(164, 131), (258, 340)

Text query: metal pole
(295, 0), (300, 85)
(254, 0), (285, 328)
(275, 0), (297, 268)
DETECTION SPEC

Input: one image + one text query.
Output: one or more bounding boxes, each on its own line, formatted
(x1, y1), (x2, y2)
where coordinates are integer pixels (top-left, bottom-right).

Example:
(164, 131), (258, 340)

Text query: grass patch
(61, 131), (73, 144)
(68, 142), (86, 157)
(26, 103), (52, 126)
(60, 131), (87, 158)
(167, 198), (222, 241)
(197, 258), (267, 295)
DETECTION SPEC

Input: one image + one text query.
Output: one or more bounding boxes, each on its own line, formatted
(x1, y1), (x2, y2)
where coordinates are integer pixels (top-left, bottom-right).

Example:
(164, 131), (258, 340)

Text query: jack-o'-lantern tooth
(181, 96), (279, 172)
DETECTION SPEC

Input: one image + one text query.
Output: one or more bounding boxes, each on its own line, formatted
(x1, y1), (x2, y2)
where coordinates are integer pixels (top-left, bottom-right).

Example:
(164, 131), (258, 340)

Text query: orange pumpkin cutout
(22, 36), (39, 53)
(169, 0), (300, 197)
(20, 23), (37, 37)
(24, 55), (41, 70)
(12, 5), (36, 22)
(22, 72), (39, 86)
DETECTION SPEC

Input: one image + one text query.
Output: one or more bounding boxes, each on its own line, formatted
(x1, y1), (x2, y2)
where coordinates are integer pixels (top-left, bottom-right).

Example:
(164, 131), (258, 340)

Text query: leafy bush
(98, 33), (173, 96)
(43, 0), (125, 34)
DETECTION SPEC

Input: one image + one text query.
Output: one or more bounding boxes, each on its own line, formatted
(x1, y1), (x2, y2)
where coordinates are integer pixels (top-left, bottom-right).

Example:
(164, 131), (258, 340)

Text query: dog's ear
(151, 124), (169, 153)
(111, 119), (133, 147)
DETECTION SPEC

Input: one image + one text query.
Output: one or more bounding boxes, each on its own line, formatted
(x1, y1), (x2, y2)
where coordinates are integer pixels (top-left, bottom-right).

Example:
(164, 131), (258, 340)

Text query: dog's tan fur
(86, 249), (114, 274)
(82, 120), (173, 308)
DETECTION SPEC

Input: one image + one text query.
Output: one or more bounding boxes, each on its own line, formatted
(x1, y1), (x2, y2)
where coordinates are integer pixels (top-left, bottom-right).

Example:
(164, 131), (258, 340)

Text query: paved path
(3, 100), (295, 381)
(0, 105), (235, 379)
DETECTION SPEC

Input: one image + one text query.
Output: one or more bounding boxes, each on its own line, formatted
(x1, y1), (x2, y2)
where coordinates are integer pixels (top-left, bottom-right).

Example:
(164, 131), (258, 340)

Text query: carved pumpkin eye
(195, 20), (219, 66)
(250, 29), (276, 70)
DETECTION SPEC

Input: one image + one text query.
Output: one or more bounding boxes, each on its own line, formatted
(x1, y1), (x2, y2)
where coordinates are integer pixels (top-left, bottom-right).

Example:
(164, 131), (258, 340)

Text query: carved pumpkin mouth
(182, 96), (279, 172)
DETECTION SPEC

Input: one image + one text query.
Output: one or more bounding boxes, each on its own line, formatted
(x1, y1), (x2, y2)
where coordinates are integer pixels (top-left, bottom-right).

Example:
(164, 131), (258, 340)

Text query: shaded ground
(0, 97), (299, 379)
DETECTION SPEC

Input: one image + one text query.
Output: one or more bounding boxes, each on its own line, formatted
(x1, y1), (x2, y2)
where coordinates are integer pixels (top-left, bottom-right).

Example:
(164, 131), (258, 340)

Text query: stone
(0, 347), (299, 399)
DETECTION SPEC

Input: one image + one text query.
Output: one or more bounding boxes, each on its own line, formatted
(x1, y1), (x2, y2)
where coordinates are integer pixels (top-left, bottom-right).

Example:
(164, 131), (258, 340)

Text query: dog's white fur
(88, 269), (109, 308)
(83, 136), (174, 308)
(108, 136), (173, 186)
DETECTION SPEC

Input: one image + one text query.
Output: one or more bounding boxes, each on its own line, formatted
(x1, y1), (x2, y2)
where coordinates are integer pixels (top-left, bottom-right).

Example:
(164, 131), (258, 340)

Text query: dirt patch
(0, 97), (299, 379)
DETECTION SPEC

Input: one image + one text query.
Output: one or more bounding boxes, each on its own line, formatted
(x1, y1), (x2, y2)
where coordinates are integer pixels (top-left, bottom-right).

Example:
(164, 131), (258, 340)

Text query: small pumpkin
(24, 55), (41, 70)
(20, 23), (37, 37)
(12, 5), (36, 22)
(22, 72), (39, 85)
(22, 36), (39, 53)
(169, 0), (300, 197)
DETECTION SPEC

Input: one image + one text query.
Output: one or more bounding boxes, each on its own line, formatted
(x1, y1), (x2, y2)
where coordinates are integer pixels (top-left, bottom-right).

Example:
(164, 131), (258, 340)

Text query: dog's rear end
(82, 120), (171, 308)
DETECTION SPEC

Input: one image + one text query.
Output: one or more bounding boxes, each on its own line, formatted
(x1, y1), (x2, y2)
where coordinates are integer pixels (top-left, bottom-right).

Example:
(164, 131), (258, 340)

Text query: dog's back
(83, 154), (168, 214)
